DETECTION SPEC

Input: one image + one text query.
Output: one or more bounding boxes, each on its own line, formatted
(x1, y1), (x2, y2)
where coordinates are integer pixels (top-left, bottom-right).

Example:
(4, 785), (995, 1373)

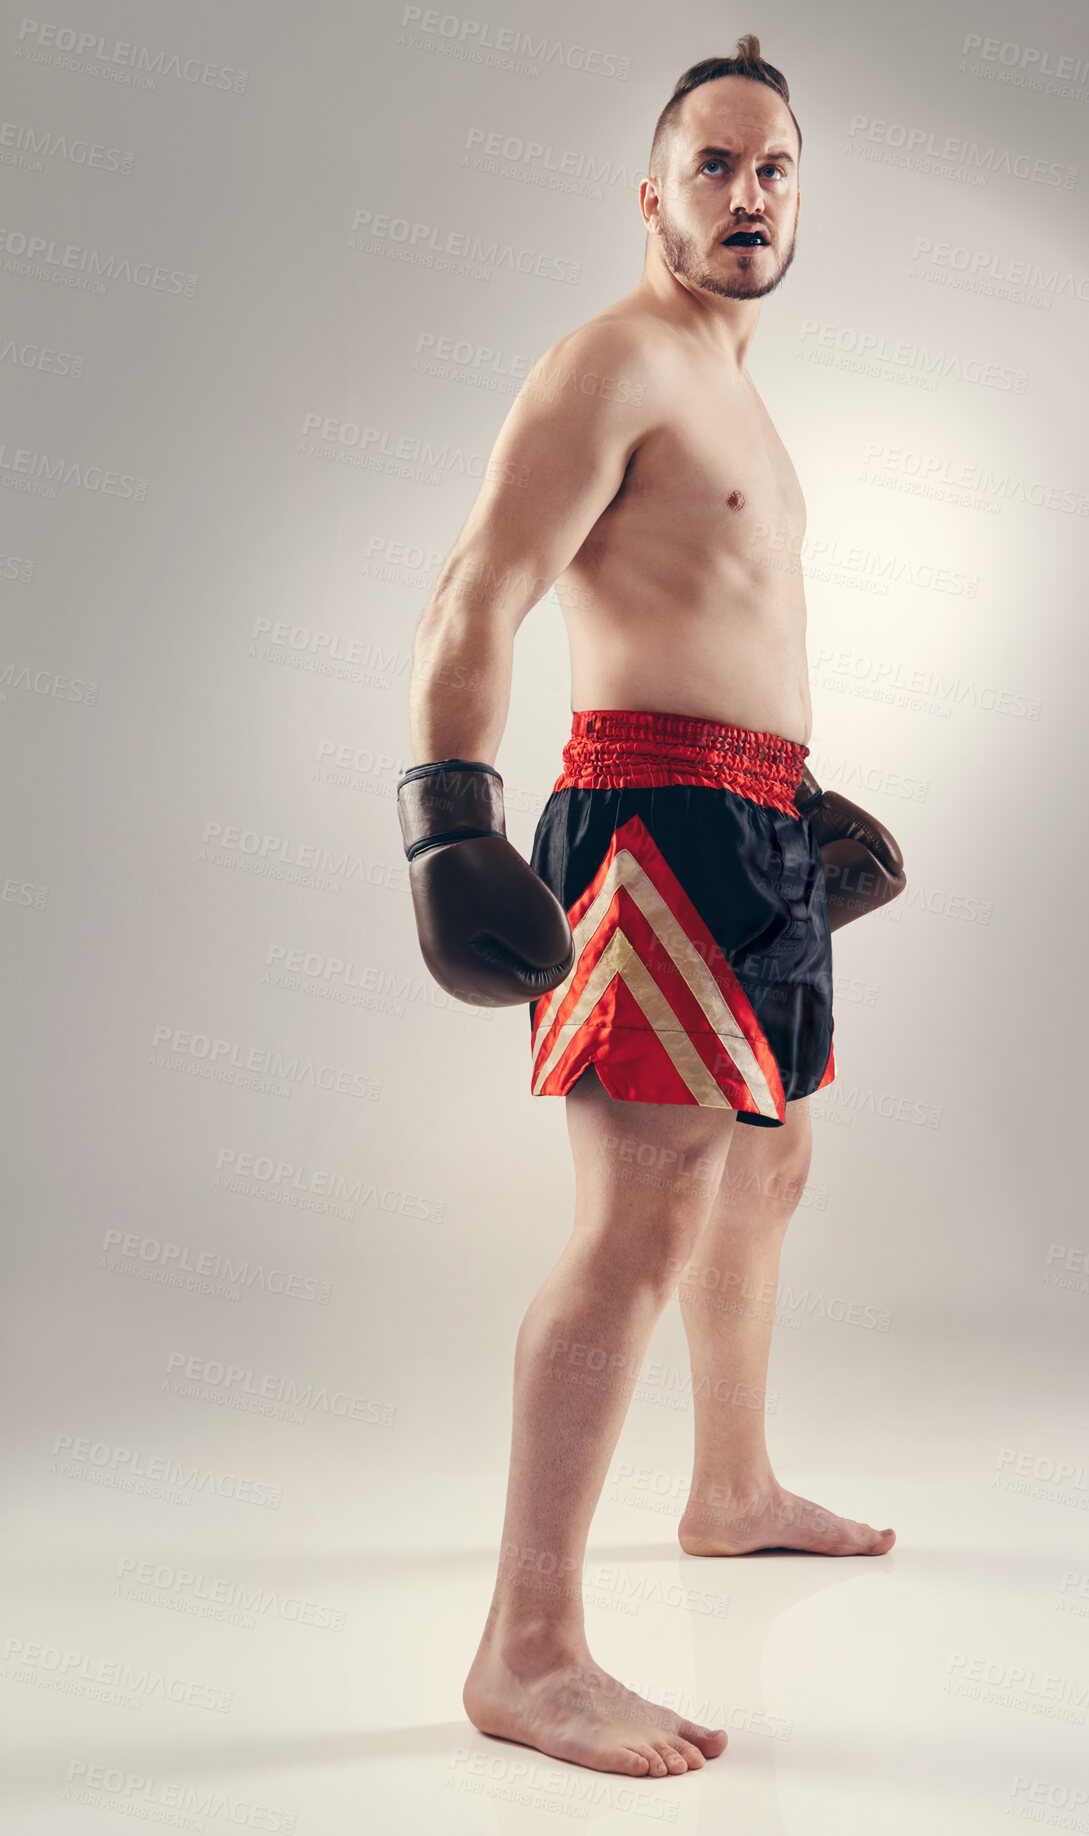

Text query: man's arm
(409, 320), (656, 765)
(396, 322), (657, 1007)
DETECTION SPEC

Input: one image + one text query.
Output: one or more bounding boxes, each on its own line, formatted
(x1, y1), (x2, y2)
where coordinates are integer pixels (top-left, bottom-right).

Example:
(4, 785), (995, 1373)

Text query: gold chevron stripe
(533, 928), (738, 1105)
(531, 848), (778, 1116)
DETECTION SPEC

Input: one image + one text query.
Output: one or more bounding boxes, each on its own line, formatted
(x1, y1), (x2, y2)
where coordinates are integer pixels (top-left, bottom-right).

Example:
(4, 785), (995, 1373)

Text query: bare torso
(554, 299), (811, 746)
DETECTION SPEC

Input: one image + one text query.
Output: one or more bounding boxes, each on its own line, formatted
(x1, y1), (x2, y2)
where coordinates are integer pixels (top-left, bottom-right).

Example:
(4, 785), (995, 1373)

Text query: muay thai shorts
(527, 709), (835, 1124)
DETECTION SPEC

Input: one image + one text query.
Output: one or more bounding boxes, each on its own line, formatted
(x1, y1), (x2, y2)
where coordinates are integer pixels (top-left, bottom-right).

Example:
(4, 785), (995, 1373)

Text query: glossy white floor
(4, 1365), (1087, 1836)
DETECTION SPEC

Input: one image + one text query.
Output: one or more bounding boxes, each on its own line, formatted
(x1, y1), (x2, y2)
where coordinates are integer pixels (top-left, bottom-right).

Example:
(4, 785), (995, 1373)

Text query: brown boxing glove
(396, 759), (575, 1007)
(794, 765), (907, 931)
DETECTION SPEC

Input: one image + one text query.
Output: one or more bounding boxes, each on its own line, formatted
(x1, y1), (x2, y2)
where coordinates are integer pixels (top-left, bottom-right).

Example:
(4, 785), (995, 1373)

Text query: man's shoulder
(527, 305), (677, 411)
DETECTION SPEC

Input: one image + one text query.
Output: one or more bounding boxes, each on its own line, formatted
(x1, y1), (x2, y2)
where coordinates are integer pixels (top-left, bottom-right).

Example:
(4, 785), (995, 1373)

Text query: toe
(620, 1747), (652, 1775)
(671, 1735), (707, 1768)
(637, 1744), (668, 1777)
(809, 1512), (868, 1553)
(680, 1718), (729, 1757)
(654, 1741), (688, 1773)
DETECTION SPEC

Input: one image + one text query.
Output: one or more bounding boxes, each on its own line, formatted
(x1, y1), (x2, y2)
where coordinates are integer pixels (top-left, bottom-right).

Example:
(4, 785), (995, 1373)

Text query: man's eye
(701, 159), (784, 178)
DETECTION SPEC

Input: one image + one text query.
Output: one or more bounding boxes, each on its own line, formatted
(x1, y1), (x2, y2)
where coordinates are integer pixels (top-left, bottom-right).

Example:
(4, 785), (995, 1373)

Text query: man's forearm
(397, 585), (575, 1011)
(408, 593), (517, 767)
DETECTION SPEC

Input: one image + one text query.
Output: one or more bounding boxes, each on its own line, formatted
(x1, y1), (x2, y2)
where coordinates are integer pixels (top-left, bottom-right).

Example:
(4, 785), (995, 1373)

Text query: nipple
(725, 489), (745, 511)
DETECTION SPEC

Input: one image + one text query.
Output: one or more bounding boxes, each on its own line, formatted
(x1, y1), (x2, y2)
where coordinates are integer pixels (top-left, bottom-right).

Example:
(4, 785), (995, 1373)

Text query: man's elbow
(419, 549), (545, 643)
(410, 578), (514, 683)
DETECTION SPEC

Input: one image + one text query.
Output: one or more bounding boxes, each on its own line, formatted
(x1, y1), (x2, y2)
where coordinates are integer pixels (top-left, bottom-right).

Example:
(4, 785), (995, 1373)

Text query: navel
(725, 489), (746, 511)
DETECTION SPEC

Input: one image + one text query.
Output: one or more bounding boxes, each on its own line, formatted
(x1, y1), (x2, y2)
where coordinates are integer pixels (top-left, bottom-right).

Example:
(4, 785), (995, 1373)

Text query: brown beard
(657, 207), (797, 300)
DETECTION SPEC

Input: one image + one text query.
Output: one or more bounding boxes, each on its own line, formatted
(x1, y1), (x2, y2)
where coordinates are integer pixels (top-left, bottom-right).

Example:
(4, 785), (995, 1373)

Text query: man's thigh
(564, 1064), (739, 1247)
(714, 1095), (813, 1220)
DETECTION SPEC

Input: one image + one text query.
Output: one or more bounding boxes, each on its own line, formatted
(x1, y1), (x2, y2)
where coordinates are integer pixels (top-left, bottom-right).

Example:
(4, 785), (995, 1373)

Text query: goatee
(658, 210), (796, 300)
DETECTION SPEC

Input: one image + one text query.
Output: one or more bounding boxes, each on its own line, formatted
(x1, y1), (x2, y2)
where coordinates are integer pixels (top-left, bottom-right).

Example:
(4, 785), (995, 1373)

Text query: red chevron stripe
(612, 888), (772, 1110)
(531, 816), (743, 1045)
(536, 976), (699, 1104)
(532, 880), (761, 1112)
(531, 815), (784, 1115)
(531, 882), (623, 1054)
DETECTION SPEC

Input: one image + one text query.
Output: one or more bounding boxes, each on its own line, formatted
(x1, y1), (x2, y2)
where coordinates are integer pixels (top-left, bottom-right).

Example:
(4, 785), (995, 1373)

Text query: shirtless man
(397, 38), (902, 1782)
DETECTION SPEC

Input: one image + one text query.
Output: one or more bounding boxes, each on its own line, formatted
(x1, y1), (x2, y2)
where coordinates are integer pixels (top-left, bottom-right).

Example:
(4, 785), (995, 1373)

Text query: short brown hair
(649, 37), (802, 181)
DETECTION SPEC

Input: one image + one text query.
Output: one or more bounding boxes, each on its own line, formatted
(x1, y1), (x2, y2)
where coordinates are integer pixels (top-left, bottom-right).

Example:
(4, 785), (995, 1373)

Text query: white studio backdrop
(2, 0), (1086, 1830)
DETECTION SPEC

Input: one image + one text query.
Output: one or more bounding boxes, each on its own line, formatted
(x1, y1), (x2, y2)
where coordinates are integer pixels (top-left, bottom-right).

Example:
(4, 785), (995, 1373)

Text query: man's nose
(728, 170), (765, 214)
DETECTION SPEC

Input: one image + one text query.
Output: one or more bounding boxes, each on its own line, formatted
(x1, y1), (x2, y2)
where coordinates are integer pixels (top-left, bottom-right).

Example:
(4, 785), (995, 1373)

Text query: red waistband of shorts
(553, 708), (808, 815)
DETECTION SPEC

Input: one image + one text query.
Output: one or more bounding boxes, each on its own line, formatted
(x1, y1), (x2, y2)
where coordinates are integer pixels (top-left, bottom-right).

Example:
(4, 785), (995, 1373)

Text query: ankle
(481, 1612), (587, 1677)
(684, 1468), (777, 1517)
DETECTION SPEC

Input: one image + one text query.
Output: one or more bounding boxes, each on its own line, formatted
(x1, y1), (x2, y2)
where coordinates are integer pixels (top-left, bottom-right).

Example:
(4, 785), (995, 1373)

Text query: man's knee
(721, 1124), (812, 1216)
(641, 1199), (717, 1296)
(577, 1187), (715, 1297)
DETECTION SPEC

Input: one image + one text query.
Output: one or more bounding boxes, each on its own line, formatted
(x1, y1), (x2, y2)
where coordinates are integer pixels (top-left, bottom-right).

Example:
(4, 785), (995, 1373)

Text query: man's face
(650, 76), (801, 301)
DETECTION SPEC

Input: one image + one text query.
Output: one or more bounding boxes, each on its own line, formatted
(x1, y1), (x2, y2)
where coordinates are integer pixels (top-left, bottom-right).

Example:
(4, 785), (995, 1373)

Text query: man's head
(644, 38), (802, 302)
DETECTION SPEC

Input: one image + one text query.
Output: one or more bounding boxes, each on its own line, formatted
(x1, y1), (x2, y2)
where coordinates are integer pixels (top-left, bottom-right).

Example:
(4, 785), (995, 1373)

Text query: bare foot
(463, 1629), (729, 1777)
(678, 1482), (895, 1556)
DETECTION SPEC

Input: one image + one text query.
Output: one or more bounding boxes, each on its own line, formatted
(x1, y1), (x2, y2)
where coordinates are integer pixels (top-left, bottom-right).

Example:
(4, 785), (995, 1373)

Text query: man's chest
(621, 385), (806, 542)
